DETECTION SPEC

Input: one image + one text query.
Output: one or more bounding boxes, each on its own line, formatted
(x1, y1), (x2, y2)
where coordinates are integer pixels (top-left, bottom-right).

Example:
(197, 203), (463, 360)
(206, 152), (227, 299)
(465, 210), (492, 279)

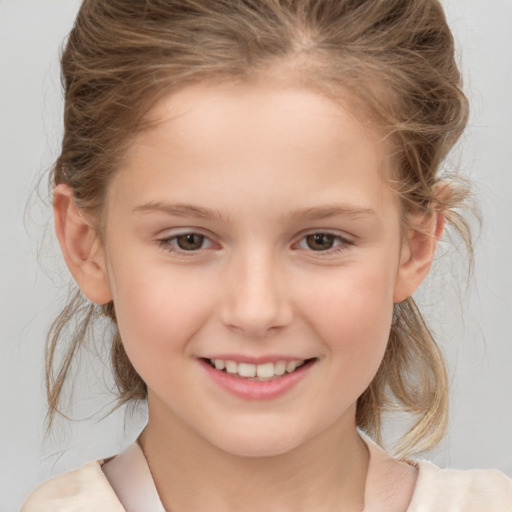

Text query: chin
(198, 422), (304, 458)
(217, 436), (302, 458)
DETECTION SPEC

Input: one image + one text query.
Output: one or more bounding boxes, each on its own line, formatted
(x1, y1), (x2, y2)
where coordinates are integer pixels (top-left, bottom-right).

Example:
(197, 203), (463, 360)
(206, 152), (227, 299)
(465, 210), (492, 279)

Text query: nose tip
(224, 305), (289, 338)
(219, 256), (293, 338)
(222, 285), (293, 338)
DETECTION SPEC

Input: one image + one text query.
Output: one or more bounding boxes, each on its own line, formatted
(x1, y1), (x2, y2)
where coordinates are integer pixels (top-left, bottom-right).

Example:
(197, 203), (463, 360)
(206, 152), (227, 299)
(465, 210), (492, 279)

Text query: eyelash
(295, 232), (353, 255)
(158, 232), (214, 254)
(157, 231), (353, 256)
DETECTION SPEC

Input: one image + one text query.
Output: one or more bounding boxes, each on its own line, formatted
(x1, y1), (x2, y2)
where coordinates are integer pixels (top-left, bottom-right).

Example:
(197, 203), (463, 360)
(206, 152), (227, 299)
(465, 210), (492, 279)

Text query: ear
(53, 184), (113, 305)
(393, 208), (445, 303)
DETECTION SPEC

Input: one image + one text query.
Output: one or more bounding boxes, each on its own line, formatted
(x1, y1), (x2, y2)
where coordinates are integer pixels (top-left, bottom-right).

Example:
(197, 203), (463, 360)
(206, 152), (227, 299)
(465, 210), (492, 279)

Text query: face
(98, 81), (410, 457)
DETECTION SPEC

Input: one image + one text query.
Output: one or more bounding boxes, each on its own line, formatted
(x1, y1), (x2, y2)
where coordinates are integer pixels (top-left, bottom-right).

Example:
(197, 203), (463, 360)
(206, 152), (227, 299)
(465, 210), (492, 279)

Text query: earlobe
(53, 184), (113, 305)
(393, 210), (445, 303)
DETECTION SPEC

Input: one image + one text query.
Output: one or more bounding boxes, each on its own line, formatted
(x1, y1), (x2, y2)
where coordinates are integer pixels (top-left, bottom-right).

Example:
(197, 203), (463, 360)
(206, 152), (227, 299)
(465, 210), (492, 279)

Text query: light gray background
(1, 1), (511, 510)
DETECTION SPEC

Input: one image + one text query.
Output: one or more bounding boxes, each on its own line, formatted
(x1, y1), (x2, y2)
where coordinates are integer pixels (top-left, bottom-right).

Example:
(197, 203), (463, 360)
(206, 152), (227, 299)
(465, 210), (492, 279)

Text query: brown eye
(176, 233), (205, 251)
(305, 233), (336, 251)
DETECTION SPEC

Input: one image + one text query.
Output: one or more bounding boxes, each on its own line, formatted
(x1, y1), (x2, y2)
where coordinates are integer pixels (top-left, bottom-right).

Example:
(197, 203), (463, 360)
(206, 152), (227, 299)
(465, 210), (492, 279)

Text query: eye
(296, 232), (350, 252)
(175, 233), (206, 251)
(304, 233), (337, 251)
(159, 232), (213, 252)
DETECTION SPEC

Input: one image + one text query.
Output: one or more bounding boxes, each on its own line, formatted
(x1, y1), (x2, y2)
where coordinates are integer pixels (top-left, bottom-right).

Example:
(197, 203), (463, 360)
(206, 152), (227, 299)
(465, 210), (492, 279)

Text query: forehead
(133, 80), (392, 170)
(110, 80), (399, 220)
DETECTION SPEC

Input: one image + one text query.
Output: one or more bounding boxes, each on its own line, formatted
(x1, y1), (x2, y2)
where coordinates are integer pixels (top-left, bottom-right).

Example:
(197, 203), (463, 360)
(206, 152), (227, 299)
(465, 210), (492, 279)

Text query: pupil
(177, 234), (204, 250)
(307, 233), (334, 251)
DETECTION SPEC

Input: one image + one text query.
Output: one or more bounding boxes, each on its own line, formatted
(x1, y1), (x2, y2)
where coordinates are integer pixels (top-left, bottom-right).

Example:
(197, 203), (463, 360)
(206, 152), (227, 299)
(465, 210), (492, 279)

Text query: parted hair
(47, 0), (470, 456)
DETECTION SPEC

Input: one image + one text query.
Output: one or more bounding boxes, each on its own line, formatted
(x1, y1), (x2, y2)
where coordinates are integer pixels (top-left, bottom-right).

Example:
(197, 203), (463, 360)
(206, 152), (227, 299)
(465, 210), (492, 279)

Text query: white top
(22, 437), (512, 511)
(102, 443), (166, 512)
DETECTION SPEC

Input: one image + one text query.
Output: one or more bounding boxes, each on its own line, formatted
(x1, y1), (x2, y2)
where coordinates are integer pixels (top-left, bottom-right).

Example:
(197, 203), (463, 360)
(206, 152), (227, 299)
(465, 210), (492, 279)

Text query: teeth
(256, 362), (274, 378)
(274, 361), (286, 376)
(225, 360), (238, 374)
(286, 361), (297, 373)
(238, 363), (256, 378)
(210, 359), (306, 379)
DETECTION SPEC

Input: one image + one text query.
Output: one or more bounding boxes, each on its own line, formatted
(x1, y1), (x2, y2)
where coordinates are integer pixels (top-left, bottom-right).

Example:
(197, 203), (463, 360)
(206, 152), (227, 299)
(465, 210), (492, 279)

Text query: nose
(219, 248), (293, 338)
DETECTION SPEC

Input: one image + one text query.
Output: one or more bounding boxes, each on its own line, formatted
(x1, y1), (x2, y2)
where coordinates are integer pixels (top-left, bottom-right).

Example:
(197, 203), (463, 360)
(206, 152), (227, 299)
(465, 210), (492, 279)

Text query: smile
(206, 358), (307, 380)
(199, 357), (316, 400)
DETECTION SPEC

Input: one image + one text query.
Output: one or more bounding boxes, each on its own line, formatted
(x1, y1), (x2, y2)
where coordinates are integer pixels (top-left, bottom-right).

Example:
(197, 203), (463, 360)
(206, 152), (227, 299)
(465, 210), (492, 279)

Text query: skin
(54, 79), (442, 511)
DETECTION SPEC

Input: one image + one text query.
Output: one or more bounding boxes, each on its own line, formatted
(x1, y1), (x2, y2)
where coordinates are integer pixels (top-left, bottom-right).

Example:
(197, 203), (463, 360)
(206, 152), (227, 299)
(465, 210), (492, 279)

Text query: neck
(139, 398), (369, 512)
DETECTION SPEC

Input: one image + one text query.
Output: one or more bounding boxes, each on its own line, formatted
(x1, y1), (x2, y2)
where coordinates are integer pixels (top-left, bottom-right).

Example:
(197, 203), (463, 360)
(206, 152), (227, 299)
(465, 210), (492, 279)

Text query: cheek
(301, 265), (395, 387)
(106, 260), (215, 374)
(303, 262), (395, 332)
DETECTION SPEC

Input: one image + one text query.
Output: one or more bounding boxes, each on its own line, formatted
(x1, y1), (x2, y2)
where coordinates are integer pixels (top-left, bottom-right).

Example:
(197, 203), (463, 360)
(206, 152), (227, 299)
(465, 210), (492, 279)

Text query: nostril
(219, 281), (294, 336)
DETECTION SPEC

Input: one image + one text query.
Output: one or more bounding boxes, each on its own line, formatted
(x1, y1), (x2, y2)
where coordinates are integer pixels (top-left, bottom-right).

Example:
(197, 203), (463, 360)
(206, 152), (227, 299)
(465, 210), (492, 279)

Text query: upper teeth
(211, 359), (305, 379)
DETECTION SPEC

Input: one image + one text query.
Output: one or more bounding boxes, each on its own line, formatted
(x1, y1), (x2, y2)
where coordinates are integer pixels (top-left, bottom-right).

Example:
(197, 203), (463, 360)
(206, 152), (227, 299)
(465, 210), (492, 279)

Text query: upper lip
(200, 355), (314, 364)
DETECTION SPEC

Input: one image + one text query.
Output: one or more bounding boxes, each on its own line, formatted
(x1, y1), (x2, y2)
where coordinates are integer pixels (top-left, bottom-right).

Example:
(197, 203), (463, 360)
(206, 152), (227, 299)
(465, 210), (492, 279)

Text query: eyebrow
(133, 202), (228, 222)
(290, 205), (377, 221)
(133, 201), (376, 223)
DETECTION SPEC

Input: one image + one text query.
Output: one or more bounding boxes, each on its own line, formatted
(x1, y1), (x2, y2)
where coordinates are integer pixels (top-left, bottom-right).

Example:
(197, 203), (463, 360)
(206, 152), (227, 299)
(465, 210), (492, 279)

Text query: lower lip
(198, 359), (315, 400)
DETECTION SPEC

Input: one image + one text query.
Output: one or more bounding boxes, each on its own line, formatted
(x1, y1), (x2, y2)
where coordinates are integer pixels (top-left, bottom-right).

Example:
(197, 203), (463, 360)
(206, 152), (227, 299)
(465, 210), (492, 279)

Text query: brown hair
(47, 0), (470, 456)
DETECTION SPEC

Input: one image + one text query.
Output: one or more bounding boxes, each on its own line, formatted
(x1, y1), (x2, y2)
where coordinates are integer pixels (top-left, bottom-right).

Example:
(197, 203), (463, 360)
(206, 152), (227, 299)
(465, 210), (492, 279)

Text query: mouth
(202, 357), (316, 381)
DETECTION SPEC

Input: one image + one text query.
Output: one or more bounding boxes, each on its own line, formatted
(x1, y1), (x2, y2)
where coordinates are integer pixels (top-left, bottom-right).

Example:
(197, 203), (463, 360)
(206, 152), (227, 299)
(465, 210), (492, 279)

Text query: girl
(20, 0), (512, 510)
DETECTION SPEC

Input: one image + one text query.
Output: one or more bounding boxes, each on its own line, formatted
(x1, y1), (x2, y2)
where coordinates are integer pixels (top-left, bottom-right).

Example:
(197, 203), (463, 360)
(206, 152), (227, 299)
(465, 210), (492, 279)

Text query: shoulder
(408, 460), (512, 512)
(20, 461), (125, 512)
(361, 432), (512, 512)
